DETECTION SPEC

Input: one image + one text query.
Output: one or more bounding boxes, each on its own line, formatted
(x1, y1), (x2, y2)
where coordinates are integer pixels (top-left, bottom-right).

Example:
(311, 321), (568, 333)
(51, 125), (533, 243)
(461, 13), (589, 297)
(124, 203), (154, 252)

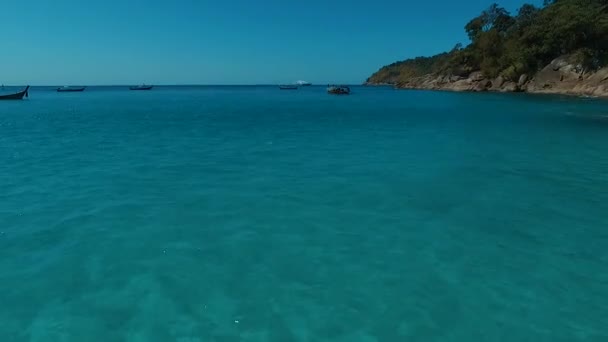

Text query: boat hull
(327, 86), (350, 95)
(130, 86), (153, 90)
(0, 86), (29, 100)
(57, 87), (86, 92)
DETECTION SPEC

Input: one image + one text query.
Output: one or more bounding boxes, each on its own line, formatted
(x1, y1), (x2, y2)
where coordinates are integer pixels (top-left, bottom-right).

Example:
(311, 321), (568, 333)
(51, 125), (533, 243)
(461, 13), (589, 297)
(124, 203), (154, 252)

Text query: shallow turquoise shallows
(1, 86), (607, 341)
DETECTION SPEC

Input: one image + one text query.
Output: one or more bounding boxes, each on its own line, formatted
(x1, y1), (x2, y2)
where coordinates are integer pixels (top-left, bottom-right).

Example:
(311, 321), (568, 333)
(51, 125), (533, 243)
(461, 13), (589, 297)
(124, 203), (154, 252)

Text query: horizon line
(2, 83), (361, 87)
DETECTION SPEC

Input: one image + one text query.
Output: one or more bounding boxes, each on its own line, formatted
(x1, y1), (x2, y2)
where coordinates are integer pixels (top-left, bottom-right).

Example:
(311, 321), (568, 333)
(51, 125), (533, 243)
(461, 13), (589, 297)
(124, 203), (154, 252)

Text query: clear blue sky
(2, 0), (542, 85)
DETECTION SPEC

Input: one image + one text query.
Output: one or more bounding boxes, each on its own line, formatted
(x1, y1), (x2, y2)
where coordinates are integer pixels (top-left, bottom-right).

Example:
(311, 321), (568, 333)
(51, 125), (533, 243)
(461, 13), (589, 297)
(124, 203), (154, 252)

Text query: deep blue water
(1, 86), (607, 341)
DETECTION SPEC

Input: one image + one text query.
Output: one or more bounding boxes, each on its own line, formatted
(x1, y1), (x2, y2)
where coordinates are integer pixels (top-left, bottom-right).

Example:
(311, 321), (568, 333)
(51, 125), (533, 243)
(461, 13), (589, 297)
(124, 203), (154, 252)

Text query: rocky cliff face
(367, 56), (608, 98)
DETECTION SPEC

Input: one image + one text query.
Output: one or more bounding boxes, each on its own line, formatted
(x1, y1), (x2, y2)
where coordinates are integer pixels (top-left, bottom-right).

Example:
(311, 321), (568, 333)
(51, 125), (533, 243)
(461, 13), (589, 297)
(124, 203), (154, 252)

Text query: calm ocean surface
(1, 86), (607, 341)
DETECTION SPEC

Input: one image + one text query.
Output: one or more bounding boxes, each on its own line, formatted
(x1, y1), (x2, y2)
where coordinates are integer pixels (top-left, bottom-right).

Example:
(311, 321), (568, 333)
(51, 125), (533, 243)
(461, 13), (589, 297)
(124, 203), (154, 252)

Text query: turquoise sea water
(1, 86), (607, 341)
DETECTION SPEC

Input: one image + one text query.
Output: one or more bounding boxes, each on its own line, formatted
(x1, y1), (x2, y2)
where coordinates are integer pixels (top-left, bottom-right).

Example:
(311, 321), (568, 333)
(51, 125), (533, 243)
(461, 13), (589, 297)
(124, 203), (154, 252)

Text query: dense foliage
(367, 0), (608, 84)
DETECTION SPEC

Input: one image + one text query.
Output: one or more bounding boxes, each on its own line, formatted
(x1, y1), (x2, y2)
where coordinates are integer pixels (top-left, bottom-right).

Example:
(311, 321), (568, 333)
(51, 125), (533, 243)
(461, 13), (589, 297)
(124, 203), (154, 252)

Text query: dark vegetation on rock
(366, 0), (608, 96)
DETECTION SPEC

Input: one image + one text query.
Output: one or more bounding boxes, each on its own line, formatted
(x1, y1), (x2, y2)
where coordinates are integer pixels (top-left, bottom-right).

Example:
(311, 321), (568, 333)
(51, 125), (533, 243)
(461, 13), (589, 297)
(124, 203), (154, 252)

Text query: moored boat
(130, 85), (153, 90)
(0, 86), (29, 100)
(296, 80), (312, 86)
(57, 86), (86, 92)
(279, 85), (298, 90)
(327, 85), (350, 95)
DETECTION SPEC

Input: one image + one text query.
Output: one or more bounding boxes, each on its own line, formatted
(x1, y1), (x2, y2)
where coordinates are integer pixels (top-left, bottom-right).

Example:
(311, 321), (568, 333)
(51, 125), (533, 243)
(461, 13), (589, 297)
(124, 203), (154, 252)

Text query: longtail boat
(0, 86), (29, 100)
(327, 85), (350, 95)
(57, 86), (86, 92)
(130, 85), (153, 90)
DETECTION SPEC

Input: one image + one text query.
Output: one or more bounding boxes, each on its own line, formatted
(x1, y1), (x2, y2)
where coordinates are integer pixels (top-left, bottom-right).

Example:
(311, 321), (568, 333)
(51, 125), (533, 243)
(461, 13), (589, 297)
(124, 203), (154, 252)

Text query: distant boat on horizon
(0, 86), (29, 100)
(130, 85), (153, 90)
(57, 86), (86, 92)
(296, 80), (312, 86)
(279, 85), (298, 90)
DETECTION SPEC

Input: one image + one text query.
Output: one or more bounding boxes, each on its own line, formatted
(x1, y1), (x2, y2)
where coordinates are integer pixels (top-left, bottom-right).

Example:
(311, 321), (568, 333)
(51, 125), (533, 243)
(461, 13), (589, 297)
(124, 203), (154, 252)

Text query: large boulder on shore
(469, 71), (485, 82)
(492, 76), (505, 89)
(527, 55), (587, 93)
(473, 80), (492, 92)
(450, 75), (463, 82)
(502, 82), (519, 92)
(450, 79), (473, 91)
(518, 74), (529, 86)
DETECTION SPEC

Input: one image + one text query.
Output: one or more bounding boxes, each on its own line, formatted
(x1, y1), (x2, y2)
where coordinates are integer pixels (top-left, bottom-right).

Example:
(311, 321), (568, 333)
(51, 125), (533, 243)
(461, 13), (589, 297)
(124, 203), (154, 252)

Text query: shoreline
(367, 82), (605, 100)
(367, 56), (608, 100)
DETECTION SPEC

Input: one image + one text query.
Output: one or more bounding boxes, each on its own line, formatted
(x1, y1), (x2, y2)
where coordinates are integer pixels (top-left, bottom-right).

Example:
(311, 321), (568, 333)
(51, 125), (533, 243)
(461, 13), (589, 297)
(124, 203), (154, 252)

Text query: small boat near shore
(130, 85), (153, 90)
(279, 85), (298, 90)
(0, 86), (29, 100)
(327, 85), (350, 95)
(296, 80), (312, 86)
(57, 86), (86, 92)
